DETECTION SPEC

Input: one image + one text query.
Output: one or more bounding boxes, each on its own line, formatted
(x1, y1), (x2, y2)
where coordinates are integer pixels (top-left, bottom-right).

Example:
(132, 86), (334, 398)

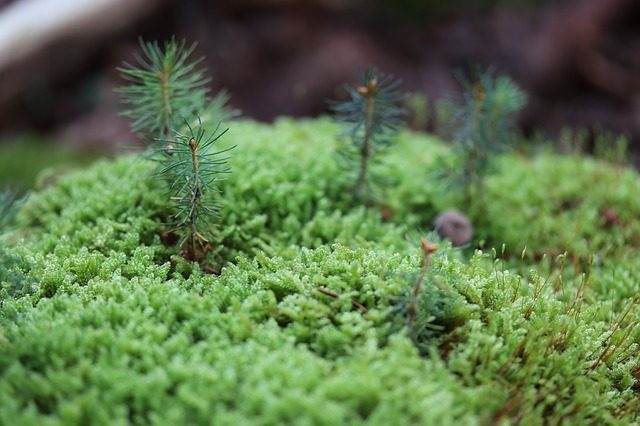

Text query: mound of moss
(1, 118), (639, 424)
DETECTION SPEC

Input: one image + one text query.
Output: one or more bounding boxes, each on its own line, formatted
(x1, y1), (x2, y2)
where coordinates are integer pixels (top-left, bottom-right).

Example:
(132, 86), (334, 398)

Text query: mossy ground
(1, 118), (639, 424)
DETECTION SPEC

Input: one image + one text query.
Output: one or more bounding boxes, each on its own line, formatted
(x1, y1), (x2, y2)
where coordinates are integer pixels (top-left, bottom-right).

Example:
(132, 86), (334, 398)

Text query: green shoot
(117, 38), (237, 265)
(330, 68), (406, 203)
(153, 119), (234, 262)
(391, 237), (470, 354)
(0, 190), (22, 231)
(445, 70), (527, 208)
(0, 189), (29, 297)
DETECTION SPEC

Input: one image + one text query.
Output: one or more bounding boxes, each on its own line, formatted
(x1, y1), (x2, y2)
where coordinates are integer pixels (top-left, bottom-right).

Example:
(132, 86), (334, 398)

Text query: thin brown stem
(407, 239), (438, 328)
(465, 82), (485, 210)
(159, 68), (171, 138)
(316, 287), (368, 313)
(353, 77), (379, 202)
(187, 137), (202, 261)
(355, 93), (374, 201)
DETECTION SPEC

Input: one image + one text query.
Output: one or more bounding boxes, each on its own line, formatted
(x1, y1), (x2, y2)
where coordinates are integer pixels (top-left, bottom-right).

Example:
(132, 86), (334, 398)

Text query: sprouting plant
(117, 38), (235, 140)
(153, 120), (234, 262)
(0, 190), (22, 231)
(444, 70), (527, 208)
(117, 38), (237, 265)
(391, 237), (470, 354)
(330, 68), (406, 203)
(0, 189), (29, 297)
(404, 239), (441, 346)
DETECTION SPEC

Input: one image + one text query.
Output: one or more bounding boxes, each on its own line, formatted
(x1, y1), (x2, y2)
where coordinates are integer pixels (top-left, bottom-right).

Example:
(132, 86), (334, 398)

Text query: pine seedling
(118, 38), (208, 139)
(152, 119), (234, 262)
(0, 189), (22, 231)
(330, 68), (406, 203)
(391, 238), (470, 354)
(0, 189), (29, 297)
(118, 38), (236, 264)
(117, 38), (235, 140)
(445, 70), (527, 208)
(404, 239), (443, 351)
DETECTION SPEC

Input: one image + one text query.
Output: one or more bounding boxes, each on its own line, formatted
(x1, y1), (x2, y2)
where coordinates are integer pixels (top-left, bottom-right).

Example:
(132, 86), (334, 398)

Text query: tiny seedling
(0, 190), (22, 231)
(404, 238), (441, 348)
(153, 120), (234, 262)
(0, 189), (29, 297)
(330, 68), (406, 203)
(444, 70), (527, 208)
(118, 38), (236, 264)
(391, 237), (469, 354)
(118, 38), (234, 140)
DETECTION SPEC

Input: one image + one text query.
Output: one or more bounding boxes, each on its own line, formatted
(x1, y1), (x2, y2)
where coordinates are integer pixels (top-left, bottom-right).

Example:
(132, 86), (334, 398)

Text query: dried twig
(316, 287), (368, 313)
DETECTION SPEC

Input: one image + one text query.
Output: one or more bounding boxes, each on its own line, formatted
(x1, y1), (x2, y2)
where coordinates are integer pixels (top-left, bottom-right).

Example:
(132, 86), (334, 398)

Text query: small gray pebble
(433, 210), (473, 246)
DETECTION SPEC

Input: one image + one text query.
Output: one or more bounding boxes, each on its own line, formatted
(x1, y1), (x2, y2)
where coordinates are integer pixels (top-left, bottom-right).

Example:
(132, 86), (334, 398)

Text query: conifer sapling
(0, 190), (22, 232)
(330, 68), (406, 203)
(118, 38), (235, 140)
(0, 189), (29, 296)
(117, 38), (235, 263)
(446, 70), (527, 208)
(391, 237), (469, 355)
(118, 39), (208, 139)
(153, 120), (234, 261)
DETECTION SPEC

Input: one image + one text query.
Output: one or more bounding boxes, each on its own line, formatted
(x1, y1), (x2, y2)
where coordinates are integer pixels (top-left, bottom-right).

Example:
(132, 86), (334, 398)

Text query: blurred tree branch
(0, 0), (158, 72)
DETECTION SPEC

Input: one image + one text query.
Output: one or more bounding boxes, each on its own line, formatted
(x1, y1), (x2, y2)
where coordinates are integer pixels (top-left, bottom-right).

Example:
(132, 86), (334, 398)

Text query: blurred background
(1, 0), (640, 189)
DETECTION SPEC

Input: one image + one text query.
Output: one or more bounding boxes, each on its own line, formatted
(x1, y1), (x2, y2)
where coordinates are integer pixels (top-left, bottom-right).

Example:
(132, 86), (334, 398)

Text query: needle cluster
(330, 68), (406, 203)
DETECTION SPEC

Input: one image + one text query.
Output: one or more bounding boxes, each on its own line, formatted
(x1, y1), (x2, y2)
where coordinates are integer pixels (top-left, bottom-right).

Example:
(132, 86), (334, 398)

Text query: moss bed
(1, 118), (639, 424)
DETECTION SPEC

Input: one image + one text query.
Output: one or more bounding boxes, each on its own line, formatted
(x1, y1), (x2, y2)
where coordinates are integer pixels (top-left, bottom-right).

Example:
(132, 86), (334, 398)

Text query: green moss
(446, 252), (639, 424)
(0, 244), (484, 425)
(19, 118), (637, 261)
(1, 118), (639, 424)
(481, 154), (640, 258)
